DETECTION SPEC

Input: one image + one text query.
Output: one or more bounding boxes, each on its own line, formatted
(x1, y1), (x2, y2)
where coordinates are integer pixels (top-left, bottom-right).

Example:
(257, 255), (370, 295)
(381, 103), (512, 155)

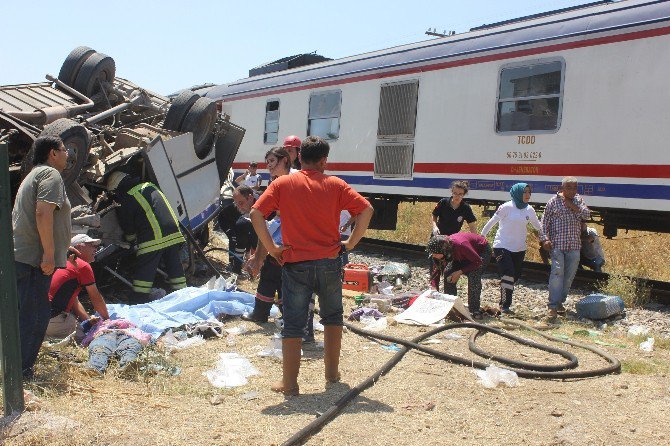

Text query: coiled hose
(282, 318), (621, 446)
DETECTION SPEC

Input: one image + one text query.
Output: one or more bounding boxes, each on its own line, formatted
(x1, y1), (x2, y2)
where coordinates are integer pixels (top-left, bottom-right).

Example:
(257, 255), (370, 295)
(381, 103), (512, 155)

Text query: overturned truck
(0, 46), (245, 279)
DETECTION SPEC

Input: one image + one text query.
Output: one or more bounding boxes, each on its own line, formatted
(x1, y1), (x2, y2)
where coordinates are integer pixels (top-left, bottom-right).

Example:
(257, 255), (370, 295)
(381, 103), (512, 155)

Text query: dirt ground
(2, 234), (669, 446)
(2, 299), (670, 446)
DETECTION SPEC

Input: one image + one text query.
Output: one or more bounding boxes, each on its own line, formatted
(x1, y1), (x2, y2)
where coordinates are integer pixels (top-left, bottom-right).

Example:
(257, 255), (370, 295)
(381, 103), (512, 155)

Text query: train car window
(308, 90), (341, 140)
(264, 100), (280, 144)
(496, 60), (564, 133)
(377, 80), (419, 138)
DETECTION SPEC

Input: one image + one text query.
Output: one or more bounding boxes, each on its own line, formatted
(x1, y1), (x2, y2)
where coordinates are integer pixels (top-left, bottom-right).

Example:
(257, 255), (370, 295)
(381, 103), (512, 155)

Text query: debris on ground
(203, 353), (260, 388)
(475, 365), (519, 388)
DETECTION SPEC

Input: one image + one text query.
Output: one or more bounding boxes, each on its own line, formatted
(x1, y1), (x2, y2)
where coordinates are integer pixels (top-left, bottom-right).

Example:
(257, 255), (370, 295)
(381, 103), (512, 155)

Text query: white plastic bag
(475, 365), (519, 388)
(202, 275), (229, 291)
(360, 315), (387, 331)
(257, 334), (284, 360)
(628, 325), (650, 337)
(204, 353), (260, 388)
(639, 337), (655, 352)
(163, 331), (205, 353)
(225, 324), (249, 335)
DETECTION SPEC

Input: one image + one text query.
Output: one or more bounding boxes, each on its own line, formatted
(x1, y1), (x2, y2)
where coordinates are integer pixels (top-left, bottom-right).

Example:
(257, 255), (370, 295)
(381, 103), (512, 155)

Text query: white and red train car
(206, 0), (670, 234)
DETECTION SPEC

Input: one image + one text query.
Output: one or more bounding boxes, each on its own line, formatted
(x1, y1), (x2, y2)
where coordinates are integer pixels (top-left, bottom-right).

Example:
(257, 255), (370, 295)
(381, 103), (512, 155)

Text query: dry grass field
(367, 201), (670, 282)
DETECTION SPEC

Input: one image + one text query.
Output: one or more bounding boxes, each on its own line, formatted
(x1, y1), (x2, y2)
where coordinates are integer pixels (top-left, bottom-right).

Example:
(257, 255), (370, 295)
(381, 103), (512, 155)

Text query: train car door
(373, 80), (419, 179)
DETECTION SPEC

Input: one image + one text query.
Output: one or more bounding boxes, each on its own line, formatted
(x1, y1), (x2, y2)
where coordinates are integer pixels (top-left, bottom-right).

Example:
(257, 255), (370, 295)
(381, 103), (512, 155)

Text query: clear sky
(2, 0), (595, 95)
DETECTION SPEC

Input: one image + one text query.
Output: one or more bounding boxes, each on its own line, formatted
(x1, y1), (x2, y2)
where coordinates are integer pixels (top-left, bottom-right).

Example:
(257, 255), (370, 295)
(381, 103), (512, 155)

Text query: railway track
(358, 237), (670, 305)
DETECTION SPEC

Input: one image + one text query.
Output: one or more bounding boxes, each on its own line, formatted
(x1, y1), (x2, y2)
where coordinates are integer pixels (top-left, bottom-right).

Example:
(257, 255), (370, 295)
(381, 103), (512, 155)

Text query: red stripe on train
(223, 25), (670, 102)
(232, 162), (670, 179)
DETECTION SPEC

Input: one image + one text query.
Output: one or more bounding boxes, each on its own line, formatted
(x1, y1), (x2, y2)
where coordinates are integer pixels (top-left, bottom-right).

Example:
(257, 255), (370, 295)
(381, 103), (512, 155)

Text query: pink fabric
(81, 318), (152, 347)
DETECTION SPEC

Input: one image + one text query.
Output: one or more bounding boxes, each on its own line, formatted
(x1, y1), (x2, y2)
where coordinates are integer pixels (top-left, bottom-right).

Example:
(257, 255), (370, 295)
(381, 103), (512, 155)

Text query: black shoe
(241, 313), (268, 323)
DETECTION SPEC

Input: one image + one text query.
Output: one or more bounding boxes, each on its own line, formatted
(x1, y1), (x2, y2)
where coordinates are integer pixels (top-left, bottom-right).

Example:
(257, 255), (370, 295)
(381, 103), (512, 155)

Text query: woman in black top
(429, 180), (478, 290)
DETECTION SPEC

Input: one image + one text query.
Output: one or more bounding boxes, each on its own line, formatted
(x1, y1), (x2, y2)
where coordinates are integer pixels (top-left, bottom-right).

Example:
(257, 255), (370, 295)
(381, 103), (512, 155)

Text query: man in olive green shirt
(13, 135), (71, 379)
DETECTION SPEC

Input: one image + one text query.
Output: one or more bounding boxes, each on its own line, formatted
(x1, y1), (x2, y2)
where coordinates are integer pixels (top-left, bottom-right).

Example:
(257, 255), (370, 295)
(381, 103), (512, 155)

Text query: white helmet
(106, 171), (128, 191)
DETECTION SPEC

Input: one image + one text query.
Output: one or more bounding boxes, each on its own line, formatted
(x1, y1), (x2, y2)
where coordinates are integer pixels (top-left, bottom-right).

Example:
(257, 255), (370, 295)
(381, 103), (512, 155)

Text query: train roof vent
(470, 0), (614, 31)
(249, 52), (332, 77)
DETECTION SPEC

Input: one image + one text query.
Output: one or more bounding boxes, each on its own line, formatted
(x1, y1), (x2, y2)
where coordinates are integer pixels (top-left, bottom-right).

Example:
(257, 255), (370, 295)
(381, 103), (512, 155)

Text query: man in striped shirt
(541, 177), (591, 319)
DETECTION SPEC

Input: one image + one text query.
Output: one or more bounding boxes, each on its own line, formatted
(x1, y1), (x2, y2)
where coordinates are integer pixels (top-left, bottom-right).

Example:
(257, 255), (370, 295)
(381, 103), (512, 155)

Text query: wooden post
(0, 142), (24, 415)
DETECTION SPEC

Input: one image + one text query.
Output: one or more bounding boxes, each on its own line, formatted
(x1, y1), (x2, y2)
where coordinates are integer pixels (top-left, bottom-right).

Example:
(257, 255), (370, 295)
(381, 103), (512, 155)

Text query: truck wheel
(73, 52), (116, 98)
(58, 46), (96, 87)
(181, 97), (217, 158)
(22, 119), (91, 186)
(163, 90), (199, 132)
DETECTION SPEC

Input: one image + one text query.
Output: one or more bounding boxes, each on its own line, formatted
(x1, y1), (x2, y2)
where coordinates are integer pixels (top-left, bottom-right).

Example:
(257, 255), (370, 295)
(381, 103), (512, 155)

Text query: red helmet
(283, 135), (301, 149)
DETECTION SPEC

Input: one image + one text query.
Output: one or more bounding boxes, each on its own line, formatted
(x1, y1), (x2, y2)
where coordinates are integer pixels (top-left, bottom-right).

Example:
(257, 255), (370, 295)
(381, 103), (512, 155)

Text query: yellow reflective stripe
(167, 276), (186, 283)
(171, 283), (186, 290)
(128, 183), (162, 242)
(133, 280), (153, 287)
(137, 232), (185, 255)
(154, 187), (181, 228)
(132, 279), (153, 293)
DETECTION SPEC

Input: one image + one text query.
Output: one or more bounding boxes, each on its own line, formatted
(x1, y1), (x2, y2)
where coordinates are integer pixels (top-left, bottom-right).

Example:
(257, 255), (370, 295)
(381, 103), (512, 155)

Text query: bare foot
(271, 380), (299, 396)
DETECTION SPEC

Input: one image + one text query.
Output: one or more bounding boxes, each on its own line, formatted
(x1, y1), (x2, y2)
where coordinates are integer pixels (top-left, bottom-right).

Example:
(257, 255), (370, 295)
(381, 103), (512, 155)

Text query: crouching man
(46, 234), (110, 338)
(250, 136), (374, 395)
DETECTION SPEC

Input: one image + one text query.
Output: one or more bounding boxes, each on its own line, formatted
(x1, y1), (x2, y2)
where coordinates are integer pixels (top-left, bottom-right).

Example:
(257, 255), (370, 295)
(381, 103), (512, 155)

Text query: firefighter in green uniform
(106, 172), (187, 302)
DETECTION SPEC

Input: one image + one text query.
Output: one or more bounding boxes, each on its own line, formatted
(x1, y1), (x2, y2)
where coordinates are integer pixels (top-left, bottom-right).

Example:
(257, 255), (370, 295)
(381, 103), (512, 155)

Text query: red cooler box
(343, 264), (372, 292)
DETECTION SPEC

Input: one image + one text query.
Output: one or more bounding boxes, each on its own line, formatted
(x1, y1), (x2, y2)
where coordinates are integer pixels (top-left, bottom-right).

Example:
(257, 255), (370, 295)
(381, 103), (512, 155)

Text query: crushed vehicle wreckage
(0, 46), (245, 285)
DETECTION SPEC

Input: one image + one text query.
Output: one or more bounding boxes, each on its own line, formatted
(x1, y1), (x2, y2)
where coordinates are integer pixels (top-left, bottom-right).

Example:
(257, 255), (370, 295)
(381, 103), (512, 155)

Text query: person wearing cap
(282, 135), (302, 171)
(45, 234), (110, 338)
(235, 162), (261, 192)
(106, 172), (187, 303)
(427, 233), (491, 320)
(13, 136), (72, 378)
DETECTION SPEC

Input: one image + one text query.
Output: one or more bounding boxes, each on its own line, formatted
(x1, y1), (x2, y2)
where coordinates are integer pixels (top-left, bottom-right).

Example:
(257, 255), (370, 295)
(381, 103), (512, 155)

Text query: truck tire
(163, 90), (199, 132)
(22, 119), (91, 186)
(58, 46), (96, 87)
(73, 52), (116, 98)
(181, 97), (217, 158)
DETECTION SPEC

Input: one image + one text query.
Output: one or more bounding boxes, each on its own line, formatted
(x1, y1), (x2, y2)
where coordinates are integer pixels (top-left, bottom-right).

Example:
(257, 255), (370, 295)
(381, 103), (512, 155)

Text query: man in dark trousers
(106, 172), (186, 303)
(13, 135), (71, 379)
(251, 136), (373, 396)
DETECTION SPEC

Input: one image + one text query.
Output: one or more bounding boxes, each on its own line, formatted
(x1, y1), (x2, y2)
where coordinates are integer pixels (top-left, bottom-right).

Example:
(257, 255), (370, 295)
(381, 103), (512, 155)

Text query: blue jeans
(548, 249), (580, 309)
(580, 256), (605, 273)
(16, 261), (53, 377)
(281, 257), (343, 339)
(88, 331), (143, 373)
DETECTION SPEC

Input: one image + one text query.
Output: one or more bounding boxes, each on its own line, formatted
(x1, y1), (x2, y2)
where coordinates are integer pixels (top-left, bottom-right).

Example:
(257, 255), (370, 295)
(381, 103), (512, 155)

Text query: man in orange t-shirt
(251, 136), (374, 396)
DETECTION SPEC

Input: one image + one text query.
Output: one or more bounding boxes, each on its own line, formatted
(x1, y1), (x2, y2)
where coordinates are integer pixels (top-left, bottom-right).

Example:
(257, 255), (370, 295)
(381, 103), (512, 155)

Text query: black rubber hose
(468, 326), (578, 372)
(282, 320), (621, 446)
(346, 321), (620, 379)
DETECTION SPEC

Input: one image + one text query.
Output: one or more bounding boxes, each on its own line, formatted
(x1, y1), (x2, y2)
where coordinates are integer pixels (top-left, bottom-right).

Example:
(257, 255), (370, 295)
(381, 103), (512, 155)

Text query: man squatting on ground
(231, 185), (259, 273)
(250, 136), (374, 395)
(46, 234), (110, 338)
(541, 176), (591, 319)
(12, 135), (71, 378)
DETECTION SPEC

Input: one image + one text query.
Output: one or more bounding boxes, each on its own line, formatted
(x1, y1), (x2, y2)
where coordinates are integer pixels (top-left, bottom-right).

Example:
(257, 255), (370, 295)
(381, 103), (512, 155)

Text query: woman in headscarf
(480, 183), (549, 314)
(427, 233), (491, 320)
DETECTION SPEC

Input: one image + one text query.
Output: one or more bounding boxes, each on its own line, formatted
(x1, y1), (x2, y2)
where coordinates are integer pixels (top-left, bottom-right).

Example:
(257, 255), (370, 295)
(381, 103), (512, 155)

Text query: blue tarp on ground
(107, 287), (256, 339)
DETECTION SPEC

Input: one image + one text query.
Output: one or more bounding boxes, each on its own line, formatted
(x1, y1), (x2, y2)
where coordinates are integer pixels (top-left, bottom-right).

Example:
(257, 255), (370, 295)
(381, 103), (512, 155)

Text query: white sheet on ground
(107, 287), (255, 339)
(394, 289), (470, 326)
